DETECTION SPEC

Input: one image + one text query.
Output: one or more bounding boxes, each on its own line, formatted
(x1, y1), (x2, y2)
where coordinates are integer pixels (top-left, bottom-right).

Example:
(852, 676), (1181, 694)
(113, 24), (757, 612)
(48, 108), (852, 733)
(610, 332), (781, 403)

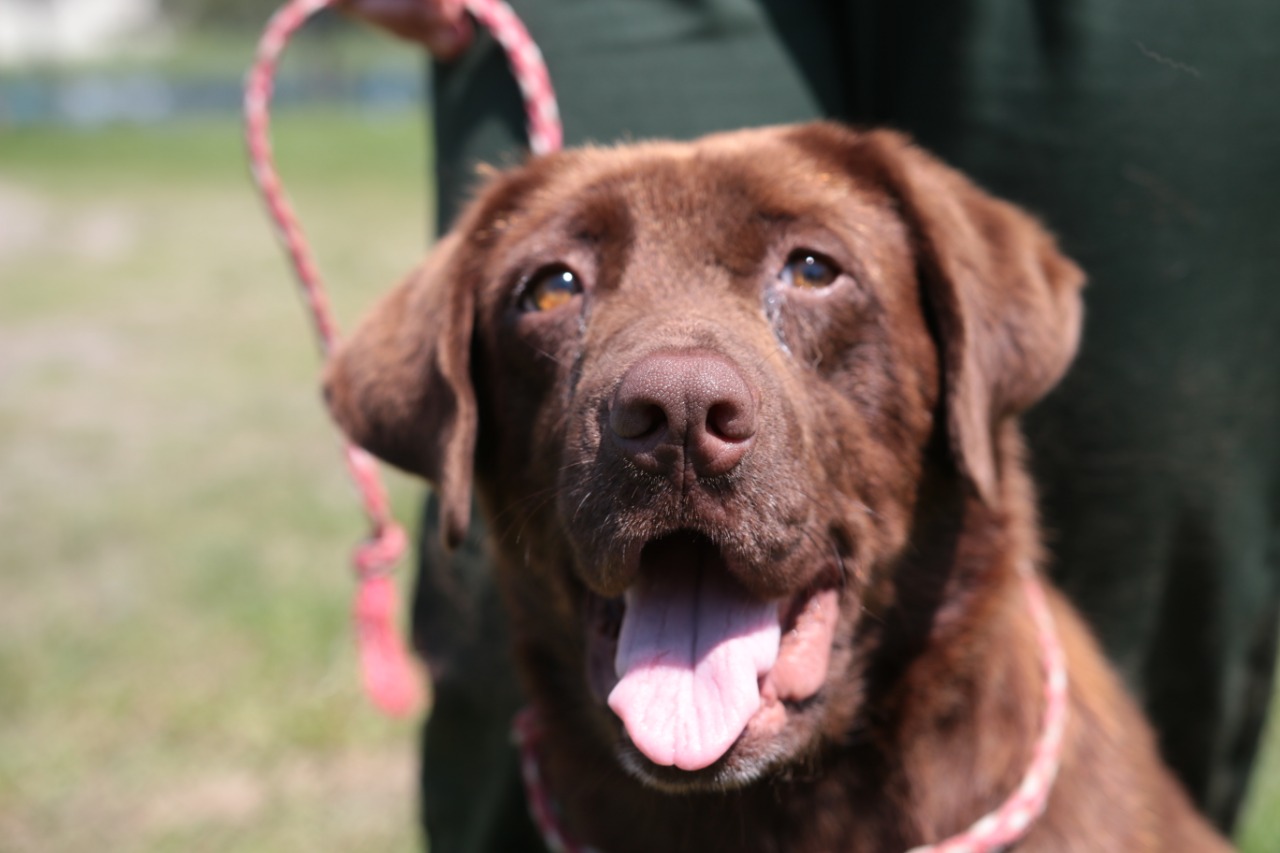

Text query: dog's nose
(609, 350), (757, 479)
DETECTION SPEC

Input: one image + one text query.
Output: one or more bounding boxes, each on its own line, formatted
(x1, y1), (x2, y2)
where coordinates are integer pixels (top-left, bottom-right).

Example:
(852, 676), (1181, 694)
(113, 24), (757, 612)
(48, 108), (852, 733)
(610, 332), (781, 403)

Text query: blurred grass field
(0, 111), (430, 851)
(2, 107), (1279, 852)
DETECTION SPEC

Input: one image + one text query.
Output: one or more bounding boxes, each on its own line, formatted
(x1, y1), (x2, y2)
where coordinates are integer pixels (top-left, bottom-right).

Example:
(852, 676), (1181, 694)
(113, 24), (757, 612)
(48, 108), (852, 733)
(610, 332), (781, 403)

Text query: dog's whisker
(571, 490), (593, 525)
(489, 483), (560, 528)
(530, 344), (576, 369)
(498, 489), (563, 546)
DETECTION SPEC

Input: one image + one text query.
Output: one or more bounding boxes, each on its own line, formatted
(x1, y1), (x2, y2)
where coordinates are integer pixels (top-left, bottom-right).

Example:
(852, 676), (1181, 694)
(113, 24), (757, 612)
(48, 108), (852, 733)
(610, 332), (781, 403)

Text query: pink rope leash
(464, 0), (562, 156)
(244, 0), (562, 716)
(515, 563), (1069, 853)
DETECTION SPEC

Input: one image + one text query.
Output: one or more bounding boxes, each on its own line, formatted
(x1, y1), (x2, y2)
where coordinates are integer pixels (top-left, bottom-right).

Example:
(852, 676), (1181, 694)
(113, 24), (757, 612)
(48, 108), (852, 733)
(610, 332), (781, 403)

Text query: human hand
(337, 0), (473, 61)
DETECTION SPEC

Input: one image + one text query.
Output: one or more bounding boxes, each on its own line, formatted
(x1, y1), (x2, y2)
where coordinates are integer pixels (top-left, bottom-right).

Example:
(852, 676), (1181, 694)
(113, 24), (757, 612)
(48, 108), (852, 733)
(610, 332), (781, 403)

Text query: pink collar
(513, 561), (1069, 853)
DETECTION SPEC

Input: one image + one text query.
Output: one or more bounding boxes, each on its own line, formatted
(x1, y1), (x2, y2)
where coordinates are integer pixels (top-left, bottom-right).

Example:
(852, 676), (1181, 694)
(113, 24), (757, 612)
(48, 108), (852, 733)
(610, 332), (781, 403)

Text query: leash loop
(244, 0), (562, 716)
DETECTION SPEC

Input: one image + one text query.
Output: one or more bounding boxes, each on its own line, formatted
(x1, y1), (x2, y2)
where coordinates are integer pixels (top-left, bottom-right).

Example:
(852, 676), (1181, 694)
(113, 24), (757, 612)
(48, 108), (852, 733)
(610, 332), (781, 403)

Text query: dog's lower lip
(763, 584), (840, 704)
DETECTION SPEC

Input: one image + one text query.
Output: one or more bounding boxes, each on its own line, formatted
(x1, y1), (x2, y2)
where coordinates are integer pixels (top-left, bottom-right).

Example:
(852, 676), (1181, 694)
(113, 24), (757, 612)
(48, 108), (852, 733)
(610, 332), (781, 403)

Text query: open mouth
(586, 531), (841, 778)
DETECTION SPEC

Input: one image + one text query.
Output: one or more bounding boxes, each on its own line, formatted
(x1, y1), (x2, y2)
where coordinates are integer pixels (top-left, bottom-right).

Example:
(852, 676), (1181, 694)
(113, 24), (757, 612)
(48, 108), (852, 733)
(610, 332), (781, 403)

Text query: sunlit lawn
(0, 111), (431, 852)
(1, 109), (1277, 851)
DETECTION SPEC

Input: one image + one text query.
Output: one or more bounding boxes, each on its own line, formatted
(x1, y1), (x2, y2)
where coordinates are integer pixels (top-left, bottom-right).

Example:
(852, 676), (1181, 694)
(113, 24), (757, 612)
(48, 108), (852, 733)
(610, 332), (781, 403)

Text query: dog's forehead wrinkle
(591, 149), (779, 228)
(562, 180), (637, 245)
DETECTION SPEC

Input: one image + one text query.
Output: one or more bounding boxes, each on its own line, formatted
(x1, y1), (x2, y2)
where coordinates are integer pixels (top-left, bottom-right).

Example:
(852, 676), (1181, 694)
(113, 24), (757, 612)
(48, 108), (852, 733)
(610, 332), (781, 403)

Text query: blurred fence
(0, 66), (424, 126)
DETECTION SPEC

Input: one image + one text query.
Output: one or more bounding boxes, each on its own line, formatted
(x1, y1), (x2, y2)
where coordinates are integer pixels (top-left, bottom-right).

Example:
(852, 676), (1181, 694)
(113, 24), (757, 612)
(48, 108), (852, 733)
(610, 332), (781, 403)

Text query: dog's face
(325, 124), (1083, 792)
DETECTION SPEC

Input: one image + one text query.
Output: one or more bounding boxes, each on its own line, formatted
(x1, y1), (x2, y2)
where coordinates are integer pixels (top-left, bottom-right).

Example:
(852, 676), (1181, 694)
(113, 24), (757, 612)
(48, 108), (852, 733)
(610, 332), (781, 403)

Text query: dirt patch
(0, 183), (52, 261)
(141, 769), (267, 834)
(0, 181), (138, 263)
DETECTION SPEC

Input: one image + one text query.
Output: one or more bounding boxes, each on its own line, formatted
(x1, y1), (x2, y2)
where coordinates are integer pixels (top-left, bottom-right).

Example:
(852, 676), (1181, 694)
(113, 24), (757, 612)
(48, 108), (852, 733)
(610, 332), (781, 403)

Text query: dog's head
(325, 124), (1083, 792)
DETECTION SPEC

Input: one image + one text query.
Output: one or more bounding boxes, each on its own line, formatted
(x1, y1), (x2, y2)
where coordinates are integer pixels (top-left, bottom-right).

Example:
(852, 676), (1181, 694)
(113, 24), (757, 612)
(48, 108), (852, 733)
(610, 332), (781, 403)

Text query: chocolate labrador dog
(324, 123), (1230, 851)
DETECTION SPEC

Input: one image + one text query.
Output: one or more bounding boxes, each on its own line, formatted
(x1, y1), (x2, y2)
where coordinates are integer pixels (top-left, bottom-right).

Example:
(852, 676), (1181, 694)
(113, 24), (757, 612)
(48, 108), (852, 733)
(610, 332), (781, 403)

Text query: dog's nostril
(611, 401), (667, 441)
(707, 400), (755, 443)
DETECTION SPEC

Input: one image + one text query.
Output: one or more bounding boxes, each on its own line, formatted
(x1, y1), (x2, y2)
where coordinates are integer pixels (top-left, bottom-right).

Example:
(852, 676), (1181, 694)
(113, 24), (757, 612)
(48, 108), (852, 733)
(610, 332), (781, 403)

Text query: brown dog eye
(781, 251), (840, 289)
(520, 266), (582, 312)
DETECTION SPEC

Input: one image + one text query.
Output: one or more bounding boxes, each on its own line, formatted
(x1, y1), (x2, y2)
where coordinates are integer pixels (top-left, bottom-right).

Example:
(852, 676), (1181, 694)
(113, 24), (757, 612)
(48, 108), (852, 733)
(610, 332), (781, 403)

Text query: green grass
(2, 108), (1279, 851)
(0, 110), (431, 852)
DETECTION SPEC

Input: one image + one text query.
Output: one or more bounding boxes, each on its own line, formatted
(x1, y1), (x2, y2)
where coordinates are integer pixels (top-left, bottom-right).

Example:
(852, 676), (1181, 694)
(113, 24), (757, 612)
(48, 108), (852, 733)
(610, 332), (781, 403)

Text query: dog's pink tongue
(608, 556), (780, 771)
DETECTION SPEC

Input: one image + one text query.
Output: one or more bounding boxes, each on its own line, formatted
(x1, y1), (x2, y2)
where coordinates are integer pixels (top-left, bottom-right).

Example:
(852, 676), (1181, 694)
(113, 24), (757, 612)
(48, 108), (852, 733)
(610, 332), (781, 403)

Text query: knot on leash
(354, 569), (420, 717)
(349, 440), (416, 715)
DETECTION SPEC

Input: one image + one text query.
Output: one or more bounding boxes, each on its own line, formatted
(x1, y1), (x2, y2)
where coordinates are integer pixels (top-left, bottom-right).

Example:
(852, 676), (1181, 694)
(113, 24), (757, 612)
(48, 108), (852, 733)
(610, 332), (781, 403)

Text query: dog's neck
(855, 434), (1051, 845)
(867, 478), (1050, 844)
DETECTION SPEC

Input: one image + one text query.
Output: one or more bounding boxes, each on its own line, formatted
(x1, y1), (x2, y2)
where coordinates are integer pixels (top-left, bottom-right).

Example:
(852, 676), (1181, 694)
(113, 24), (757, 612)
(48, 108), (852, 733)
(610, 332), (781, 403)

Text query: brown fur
(324, 123), (1230, 851)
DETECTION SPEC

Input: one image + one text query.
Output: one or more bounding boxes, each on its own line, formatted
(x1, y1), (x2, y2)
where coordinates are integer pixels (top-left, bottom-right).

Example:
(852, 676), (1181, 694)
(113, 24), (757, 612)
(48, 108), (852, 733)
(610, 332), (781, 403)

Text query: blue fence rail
(0, 68), (425, 127)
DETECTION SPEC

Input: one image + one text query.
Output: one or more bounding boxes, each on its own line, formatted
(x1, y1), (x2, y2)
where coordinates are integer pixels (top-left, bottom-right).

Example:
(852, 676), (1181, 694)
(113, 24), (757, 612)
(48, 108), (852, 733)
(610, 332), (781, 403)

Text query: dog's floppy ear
(323, 231), (477, 549)
(866, 130), (1085, 506)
